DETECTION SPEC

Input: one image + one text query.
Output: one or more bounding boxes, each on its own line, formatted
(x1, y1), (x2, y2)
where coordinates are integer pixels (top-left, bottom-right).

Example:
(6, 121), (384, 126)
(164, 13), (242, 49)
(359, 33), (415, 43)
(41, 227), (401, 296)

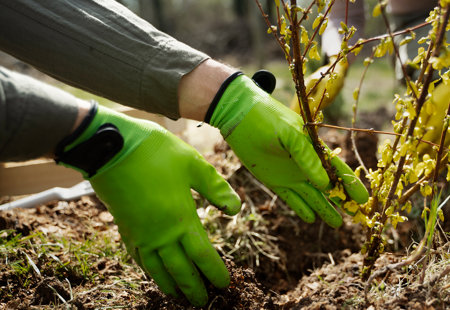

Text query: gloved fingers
(191, 156), (241, 216)
(330, 155), (369, 204)
(181, 224), (230, 288)
(282, 131), (330, 190)
(158, 243), (208, 307)
(137, 248), (178, 297)
(294, 182), (343, 228)
(272, 187), (316, 224)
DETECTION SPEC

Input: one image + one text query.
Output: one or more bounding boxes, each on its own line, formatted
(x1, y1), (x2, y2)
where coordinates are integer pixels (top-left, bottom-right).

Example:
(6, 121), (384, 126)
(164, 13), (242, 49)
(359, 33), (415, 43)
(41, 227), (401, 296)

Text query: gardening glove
(290, 56), (348, 114)
(417, 81), (450, 156)
(206, 72), (368, 228)
(55, 103), (241, 307)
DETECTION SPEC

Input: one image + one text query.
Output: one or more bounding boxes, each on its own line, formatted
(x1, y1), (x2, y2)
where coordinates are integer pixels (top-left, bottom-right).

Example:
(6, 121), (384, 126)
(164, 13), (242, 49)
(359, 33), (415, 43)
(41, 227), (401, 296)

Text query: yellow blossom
(328, 183), (346, 201)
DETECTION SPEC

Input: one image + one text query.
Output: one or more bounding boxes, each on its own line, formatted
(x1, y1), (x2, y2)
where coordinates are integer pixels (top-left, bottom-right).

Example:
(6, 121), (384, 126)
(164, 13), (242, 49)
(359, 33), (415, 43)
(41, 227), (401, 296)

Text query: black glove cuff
(204, 71), (243, 124)
(54, 101), (124, 177)
(55, 101), (98, 156)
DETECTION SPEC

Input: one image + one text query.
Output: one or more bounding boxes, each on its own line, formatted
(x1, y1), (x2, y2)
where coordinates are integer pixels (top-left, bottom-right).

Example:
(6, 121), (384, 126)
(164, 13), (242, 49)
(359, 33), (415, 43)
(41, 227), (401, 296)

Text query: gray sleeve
(0, 0), (209, 120)
(321, 0), (365, 59)
(0, 67), (79, 162)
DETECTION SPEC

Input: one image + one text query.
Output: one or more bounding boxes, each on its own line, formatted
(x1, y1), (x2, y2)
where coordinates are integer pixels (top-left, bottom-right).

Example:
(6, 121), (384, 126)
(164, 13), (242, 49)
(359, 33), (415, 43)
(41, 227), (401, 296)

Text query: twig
(345, 0), (349, 26)
(307, 22), (430, 106)
(432, 105), (450, 186)
(350, 48), (376, 176)
(290, 0), (338, 184)
(306, 122), (441, 148)
(348, 22), (431, 54)
(254, 0), (292, 63)
(302, 0), (335, 58)
(47, 284), (68, 305)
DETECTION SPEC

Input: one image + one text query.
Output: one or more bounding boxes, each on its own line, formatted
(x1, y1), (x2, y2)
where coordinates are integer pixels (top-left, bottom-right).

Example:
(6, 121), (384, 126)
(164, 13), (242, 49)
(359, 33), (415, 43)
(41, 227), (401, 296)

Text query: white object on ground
(0, 181), (94, 211)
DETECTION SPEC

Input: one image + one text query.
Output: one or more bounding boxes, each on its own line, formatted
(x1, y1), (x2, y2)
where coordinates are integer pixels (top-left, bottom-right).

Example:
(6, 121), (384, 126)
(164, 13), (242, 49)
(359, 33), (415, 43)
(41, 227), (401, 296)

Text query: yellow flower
(328, 183), (346, 201)
(343, 201), (360, 215)
(309, 44), (321, 61)
(390, 212), (407, 228)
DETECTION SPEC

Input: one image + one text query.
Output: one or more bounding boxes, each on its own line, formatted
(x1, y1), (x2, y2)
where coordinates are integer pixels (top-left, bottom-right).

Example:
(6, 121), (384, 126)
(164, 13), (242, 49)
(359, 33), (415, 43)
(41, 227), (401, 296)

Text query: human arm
(0, 0), (209, 119)
(0, 67), (79, 161)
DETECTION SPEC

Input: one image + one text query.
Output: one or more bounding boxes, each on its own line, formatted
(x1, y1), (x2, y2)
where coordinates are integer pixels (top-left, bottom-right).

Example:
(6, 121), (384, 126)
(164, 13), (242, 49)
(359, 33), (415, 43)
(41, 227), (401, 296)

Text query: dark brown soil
(1, 138), (449, 309)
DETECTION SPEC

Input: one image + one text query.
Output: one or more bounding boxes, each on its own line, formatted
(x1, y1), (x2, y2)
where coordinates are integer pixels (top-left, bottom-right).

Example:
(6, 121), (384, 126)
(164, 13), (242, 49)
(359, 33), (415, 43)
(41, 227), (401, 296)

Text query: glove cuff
(204, 71), (243, 124)
(55, 103), (158, 178)
(54, 101), (98, 154)
(55, 102), (124, 177)
(205, 70), (277, 125)
(206, 70), (277, 138)
(210, 76), (276, 138)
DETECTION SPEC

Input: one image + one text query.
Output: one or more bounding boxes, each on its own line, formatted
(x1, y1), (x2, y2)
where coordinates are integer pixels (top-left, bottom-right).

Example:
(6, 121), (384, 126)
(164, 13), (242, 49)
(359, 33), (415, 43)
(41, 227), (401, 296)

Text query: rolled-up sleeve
(0, 67), (79, 161)
(0, 0), (209, 119)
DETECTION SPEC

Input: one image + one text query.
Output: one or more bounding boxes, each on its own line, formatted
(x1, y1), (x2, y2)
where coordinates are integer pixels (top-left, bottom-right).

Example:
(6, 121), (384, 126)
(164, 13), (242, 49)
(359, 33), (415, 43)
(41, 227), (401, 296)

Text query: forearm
(0, 0), (209, 120)
(178, 59), (236, 121)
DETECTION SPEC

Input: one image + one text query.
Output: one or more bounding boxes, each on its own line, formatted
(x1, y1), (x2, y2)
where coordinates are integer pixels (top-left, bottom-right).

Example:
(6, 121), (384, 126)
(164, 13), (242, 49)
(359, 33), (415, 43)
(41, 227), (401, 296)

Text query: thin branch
(398, 152), (449, 205)
(302, 0), (335, 58)
(378, 0), (419, 102)
(351, 48), (377, 176)
(254, 0), (292, 63)
(345, 0), (349, 26)
(298, 0), (316, 26)
(348, 21), (431, 54)
(289, 0), (338, 184)
(306, 55), (341, 99)
(306, 122), (441, 148)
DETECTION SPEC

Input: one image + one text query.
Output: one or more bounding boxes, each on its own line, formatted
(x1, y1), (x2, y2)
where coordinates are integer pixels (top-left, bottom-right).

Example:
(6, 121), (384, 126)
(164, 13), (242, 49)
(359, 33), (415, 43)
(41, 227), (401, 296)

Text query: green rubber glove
(56, 104), (241, 306)
(208, 73), (368, 228)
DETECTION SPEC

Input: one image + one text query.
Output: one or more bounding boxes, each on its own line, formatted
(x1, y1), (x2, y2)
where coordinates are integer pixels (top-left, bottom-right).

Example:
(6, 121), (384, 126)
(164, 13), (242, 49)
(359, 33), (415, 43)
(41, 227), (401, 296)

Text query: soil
(1, 134), (449, 309)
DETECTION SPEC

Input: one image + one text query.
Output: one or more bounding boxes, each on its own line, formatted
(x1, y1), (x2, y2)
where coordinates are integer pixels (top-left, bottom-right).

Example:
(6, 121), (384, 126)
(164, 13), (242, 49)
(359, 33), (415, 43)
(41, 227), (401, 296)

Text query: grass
(0, 226), (141, 306)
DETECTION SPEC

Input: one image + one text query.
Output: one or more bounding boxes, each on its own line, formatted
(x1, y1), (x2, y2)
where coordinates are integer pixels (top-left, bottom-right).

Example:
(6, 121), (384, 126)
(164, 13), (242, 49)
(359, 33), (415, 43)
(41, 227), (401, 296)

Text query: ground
(1, 135), (449, 309)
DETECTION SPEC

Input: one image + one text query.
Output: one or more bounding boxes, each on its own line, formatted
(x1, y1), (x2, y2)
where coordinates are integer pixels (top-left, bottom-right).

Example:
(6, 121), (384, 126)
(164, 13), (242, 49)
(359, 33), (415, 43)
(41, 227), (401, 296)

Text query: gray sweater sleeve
(0, 0), (209, 120)
(0, 67), (79, 161)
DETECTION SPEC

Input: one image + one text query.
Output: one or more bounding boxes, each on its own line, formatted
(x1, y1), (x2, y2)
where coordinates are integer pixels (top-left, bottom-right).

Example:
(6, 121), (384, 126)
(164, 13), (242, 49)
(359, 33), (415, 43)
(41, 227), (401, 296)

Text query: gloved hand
(207, 73), (368, 228)
(56, 103), (241, 306)
(417, 82), (450, 156)
(290, 56), (348, 114)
